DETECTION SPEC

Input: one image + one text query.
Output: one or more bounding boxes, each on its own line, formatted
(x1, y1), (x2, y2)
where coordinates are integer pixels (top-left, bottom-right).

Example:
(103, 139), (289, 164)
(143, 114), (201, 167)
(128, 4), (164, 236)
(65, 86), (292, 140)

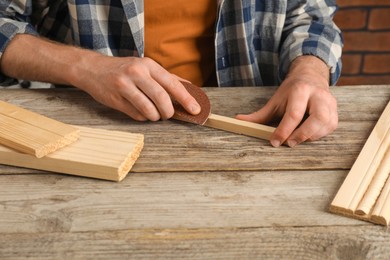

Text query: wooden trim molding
(330, 100), (390, 225)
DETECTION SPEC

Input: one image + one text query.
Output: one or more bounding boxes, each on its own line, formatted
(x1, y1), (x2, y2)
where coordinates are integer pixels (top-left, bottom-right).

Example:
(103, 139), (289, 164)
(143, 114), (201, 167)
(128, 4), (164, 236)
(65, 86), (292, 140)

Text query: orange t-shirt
(144, 1), (217, 87)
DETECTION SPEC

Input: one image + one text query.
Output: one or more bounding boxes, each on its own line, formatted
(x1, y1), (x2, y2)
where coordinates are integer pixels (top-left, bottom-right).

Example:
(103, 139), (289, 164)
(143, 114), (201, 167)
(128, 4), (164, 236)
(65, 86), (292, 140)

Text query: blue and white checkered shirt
(0, 0), (343, 86)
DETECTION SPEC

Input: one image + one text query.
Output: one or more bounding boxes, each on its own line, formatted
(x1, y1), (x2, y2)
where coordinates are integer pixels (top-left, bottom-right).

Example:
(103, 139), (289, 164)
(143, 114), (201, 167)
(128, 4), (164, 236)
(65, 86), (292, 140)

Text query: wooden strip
(349, 126), (390, 213)
(0, 126), (144, 181)
(356, 144), (390, 215)
(371, 169), (390, 225)
(0, 100), (79, 158)
(330, 100), (390, 225)
(203, 113), (275, 140)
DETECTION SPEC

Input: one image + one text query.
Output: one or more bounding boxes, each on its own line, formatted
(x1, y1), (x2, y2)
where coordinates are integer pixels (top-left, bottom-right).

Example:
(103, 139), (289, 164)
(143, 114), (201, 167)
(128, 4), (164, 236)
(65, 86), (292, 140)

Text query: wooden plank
(0, 126), (144, 181)
(330, 100), (390, 225)
(128, 120), (369, 172)
(0, 100), (79, 157)
(0, 170), (356, 234)
(0, 121), (371, 174)
(203, 113), (275, 140)
(0, 226), (389, 259)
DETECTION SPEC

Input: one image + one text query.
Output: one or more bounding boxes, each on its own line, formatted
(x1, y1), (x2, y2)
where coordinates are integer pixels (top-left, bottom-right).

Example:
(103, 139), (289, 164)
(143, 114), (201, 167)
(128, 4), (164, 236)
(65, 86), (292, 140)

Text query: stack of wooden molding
(0, 101), (144, 181)
(330, 101), (390, 225)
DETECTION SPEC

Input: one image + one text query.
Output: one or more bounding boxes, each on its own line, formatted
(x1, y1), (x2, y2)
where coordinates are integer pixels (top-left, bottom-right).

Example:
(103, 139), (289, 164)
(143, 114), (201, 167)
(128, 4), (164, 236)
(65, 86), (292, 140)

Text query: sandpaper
(172, 81), (211, 125)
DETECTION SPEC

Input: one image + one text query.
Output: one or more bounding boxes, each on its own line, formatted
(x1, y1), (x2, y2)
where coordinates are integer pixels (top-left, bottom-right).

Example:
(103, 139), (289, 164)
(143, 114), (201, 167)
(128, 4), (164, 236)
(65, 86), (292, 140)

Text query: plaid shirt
(0, 0), (342, 86)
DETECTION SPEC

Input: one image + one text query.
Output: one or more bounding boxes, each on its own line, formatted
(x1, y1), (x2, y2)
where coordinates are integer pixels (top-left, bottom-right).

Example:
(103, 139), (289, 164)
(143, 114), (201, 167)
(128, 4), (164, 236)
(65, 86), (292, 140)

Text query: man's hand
(77, 56), (201, 121)
(236, 55), (338, 147)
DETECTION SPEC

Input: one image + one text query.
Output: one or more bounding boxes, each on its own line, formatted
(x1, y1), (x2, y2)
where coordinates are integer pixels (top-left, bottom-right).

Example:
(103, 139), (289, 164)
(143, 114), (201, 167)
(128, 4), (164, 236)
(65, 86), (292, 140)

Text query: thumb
(235, 102), (276, 124)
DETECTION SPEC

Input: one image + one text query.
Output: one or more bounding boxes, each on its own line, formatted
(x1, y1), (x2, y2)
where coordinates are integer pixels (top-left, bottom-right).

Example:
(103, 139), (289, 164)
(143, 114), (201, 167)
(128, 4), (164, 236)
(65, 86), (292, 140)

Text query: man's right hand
(77, 56), (201, 121)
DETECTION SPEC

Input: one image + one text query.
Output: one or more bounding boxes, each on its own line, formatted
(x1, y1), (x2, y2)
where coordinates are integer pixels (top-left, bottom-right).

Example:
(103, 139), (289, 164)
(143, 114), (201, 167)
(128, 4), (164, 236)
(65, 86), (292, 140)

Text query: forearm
(0, 34), (101, 89)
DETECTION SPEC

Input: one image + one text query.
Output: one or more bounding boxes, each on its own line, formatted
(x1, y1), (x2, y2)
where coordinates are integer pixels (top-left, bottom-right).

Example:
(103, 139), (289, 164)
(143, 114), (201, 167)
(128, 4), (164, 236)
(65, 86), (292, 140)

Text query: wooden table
(0, 85), (390, 259)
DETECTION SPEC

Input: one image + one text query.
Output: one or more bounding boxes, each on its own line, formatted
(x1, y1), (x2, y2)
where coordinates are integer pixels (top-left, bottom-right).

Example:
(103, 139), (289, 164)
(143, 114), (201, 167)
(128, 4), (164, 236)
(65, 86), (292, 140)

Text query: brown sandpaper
(172, 82), (211, 125)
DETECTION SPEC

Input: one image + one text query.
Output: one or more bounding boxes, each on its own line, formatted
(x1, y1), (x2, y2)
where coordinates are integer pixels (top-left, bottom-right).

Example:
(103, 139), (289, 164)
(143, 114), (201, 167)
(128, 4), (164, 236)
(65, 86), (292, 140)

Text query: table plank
(1, 226), (389, 259)
(0, 120), (373, 173)
(0, 170), (360, 234)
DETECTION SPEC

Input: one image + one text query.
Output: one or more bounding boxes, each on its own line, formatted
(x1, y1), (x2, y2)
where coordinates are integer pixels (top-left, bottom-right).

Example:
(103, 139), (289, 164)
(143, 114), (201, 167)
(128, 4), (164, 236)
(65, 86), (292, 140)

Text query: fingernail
(191, 103), (201, 114)
(270, 139), (281, 148)
(287, 140), (297, 148)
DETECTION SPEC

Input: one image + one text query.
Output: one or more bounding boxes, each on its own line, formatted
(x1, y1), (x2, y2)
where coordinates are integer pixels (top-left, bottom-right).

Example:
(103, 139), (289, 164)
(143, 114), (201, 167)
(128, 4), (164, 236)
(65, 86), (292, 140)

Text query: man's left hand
(236, 55), (338, 148)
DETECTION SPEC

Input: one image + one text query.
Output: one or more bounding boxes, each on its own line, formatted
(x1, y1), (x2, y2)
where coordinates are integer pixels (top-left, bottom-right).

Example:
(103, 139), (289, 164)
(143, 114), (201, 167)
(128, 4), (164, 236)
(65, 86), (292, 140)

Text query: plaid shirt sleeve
(0, 1), (39, 55)
(0, 0), (39, 84)
(280, 0), (343, 85)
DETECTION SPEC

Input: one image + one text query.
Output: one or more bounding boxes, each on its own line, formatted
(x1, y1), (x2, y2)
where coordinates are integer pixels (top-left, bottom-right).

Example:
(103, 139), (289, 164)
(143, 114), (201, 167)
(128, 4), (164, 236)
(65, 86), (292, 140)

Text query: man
(0, 0), (343, 147)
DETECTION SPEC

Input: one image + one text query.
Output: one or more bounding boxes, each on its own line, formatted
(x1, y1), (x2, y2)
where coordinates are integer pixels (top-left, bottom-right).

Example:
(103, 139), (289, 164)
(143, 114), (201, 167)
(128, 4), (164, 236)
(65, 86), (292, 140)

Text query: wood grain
(0, 86), (388, 173)
(0, 226), (388, 259)
(0, 170), (354, 234)
(1, 85), (390, 258)
(0, 126), (144, 181)
(0, 100), (79, 157)
(330, 100), (390, 225)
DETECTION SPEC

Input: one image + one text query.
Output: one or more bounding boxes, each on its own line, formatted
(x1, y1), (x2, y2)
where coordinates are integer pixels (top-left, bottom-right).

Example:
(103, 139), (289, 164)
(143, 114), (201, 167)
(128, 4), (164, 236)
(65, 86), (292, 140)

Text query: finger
(119, 82), (161, 121)
(136, 77), (174, 120)
(285, 105), (330, 147)
(115, 96), (148, 121)
(150, 64), (201, 115)
(271, 94), (308, 147)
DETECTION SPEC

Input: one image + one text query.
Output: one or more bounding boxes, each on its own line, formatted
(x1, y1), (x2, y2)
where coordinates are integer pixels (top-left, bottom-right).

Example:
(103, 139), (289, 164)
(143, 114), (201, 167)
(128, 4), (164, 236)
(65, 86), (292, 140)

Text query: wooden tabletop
(0, 85), (390, 259)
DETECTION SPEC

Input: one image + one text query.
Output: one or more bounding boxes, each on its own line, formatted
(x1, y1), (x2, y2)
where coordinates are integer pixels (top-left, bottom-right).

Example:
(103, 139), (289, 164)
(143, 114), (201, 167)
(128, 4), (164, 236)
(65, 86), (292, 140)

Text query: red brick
(334, 9), (368, 30)
(363, 54), (390, 74)
(338, 0), (390, 7)
(343, 32), (390, 52)
(369, 8), (390, 30)
(337, 75), (390, 86)
(341, 54), (362, 74)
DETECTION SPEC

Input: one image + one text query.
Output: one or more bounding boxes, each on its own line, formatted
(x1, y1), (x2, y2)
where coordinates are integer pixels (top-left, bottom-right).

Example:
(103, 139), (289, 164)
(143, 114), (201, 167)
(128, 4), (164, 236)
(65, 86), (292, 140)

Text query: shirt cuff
(0, 20), (38, 85)
(279, 47), (342, 86)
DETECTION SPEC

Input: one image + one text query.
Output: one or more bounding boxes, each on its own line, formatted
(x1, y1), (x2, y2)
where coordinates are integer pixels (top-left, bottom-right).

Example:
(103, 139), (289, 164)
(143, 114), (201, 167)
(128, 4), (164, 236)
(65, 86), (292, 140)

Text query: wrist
(287, 55), (330, 84)
(66, 48), (104, 90)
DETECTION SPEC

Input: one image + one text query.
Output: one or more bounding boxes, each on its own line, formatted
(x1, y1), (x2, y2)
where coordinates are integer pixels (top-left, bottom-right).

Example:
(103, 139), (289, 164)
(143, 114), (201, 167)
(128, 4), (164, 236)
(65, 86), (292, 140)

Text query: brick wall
(334, 0), (390, 85)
